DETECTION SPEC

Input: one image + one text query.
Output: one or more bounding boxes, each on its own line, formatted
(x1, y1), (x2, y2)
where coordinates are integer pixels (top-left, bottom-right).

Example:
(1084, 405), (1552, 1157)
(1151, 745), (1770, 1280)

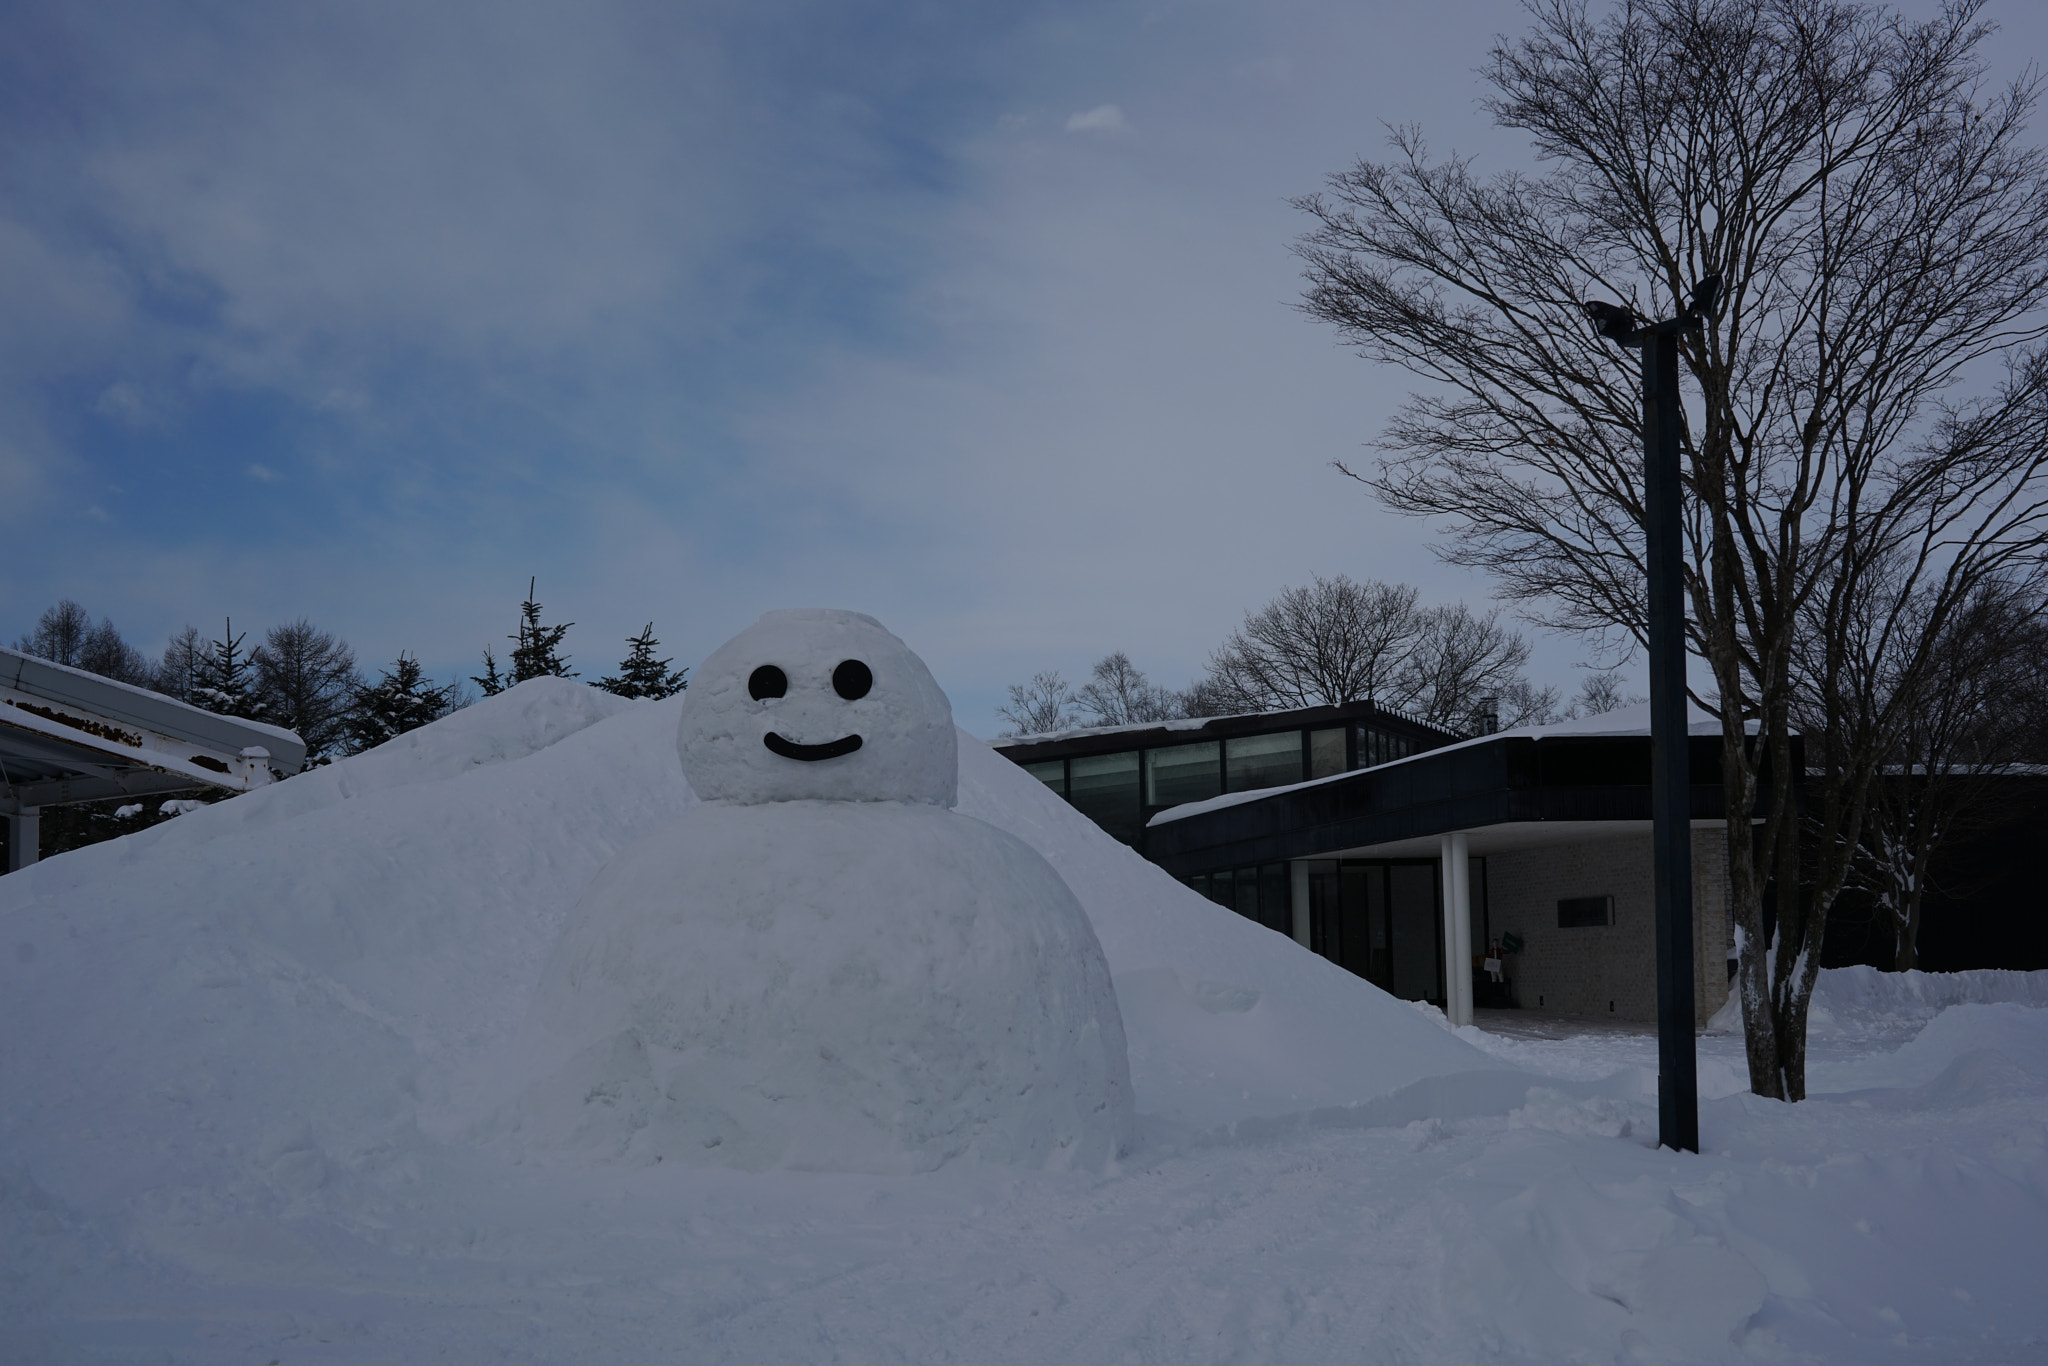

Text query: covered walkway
(1, 646), (303, 871)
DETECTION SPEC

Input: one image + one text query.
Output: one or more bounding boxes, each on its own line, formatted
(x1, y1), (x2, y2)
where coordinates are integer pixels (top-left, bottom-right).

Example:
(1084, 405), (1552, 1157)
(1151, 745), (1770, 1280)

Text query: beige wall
(1484, 828), (1730, 1025)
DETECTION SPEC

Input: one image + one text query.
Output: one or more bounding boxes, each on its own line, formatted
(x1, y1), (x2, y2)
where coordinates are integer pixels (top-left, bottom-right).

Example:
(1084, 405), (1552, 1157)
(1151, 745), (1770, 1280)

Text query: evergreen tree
(471, 645), (507, 697)
(346, 653), (457, 752)
(188, 621), (268, 721)
(595, 623), (688, 700)
(476, 579), (575, 695)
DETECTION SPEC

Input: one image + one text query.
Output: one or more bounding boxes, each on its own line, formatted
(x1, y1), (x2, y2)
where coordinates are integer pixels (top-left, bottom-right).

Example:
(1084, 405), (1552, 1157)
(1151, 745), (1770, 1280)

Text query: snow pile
(5, 665), (2042, 1362)
(513, 610), (1132, 1172)
(1814, 964), (2048, 1019)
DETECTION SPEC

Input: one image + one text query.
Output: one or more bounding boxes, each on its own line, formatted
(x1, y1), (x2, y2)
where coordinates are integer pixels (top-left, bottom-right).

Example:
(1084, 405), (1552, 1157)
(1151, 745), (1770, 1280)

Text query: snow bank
(2, 685), (2045, 1363)
(1815, 964), (2048, 1015)
(0, 678), (1492, 1198)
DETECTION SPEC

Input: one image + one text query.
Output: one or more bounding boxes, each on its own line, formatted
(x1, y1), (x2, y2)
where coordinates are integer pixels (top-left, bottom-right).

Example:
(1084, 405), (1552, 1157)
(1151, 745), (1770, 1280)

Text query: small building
(996, 704), (1784, 1026)
(1, 646), (305, 872)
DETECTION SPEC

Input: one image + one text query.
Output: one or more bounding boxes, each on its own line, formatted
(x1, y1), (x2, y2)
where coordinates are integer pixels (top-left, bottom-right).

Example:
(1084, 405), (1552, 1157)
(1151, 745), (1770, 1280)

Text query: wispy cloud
(1064, 104), (1127, 133)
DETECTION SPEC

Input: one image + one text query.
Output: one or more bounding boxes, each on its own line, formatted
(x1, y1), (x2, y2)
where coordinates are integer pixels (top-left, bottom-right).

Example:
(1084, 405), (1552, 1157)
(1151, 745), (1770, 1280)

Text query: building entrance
(1302, 858), (1488, 1006)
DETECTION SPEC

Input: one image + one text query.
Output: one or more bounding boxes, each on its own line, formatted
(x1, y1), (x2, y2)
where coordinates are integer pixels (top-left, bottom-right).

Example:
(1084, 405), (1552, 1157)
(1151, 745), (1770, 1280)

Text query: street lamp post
(1583, 275), (1718, 1155)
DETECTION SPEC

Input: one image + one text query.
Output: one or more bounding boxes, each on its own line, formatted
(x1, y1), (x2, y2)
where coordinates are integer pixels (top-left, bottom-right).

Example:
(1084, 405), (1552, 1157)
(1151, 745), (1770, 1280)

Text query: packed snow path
(2, 680), (2044, 1363)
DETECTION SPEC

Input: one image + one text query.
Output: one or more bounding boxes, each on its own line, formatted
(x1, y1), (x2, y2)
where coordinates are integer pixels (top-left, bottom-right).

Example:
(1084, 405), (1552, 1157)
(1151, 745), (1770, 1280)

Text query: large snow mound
(0, 679), (1492, 1194)
(518, 801), (1132, 1171)
(4, 680), (2046, 1363)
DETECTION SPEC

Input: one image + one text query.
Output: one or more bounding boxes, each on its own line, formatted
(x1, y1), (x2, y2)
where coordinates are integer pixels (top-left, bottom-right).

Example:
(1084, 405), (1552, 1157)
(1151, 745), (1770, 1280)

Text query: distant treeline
(11, 581), (687, 768)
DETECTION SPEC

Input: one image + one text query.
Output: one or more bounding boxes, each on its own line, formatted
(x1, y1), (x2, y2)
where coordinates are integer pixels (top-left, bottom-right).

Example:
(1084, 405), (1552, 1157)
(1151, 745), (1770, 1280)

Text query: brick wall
(1485, 828), (1730, 1025)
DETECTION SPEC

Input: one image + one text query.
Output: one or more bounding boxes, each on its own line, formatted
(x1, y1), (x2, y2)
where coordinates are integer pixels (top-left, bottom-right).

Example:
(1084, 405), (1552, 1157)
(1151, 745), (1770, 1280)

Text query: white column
(1290, 861), (1312, 950)
(1440, 832), (1473, 1025)
(5, 808), (39, 873)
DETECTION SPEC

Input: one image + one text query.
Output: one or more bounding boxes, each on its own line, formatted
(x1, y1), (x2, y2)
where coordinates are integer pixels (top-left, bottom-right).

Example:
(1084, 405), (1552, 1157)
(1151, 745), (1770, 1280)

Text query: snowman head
(678, 609), (958, 807)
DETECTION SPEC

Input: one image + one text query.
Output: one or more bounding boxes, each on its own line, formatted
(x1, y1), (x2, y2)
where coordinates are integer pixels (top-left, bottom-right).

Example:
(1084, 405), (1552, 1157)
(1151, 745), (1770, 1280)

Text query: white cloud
(1064, 104), (1127, 134)
(246, 463), (280, 483)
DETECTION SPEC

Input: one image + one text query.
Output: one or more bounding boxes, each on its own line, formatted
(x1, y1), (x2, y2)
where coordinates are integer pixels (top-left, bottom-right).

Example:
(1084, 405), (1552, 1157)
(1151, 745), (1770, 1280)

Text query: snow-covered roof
(1, 646), (305, 808)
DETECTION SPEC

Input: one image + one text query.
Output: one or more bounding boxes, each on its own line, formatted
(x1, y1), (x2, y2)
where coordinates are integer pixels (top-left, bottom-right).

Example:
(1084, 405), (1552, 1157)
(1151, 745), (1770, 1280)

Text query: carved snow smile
(763, 732), (864, 762)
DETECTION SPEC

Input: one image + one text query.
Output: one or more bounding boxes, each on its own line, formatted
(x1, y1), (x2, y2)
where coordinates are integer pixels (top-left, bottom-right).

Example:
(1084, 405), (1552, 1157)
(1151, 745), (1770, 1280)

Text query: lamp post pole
(1584, 277), (1716, 1155)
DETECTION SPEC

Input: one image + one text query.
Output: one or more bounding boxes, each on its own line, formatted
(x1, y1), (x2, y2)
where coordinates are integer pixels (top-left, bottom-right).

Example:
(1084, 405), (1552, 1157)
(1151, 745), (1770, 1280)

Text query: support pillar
(1289, 861), (1312, 950)
(1440, 832), (1473, 1026)
(5, 808), (40, 873)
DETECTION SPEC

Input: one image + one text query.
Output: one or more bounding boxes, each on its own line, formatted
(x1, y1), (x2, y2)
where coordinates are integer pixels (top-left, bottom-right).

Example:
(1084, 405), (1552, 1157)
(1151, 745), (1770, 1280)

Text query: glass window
(1207, 867), (1235, 909)
(1232, 865), (1260, 922)
(1183, 872), (1209, 900)
(1308, 727), (1347, 779)
(1225, 731), (1303, 792)
(1023, 760), (1065, 796)
(1355, 725), (1383, 767)
(1389, 863), (1442, 1001)
(1259, 863), (1292, 936)
(1145, 741), (1221, 808)
(1069, 751), (1141, 844)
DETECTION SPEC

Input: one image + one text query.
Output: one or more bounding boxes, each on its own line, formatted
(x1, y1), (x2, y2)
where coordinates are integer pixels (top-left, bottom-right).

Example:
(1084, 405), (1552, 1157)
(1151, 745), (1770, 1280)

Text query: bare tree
(254, 619), (362, 764)
(998, 671), (1080, 737)
(1497, 676), (1566, 728)
(155, 626), (206, 702)
(1570, 672), (1640, 717)
(1387, 602), (1537, 729)
(14, 600), (154, 685)
(14, 600), (90, 665)
(1819, 575), (2048, 969)
(1294, 0), (2048, 1098)
(1076, 652), (1186, 727)
(1206, 575), (1422, 710)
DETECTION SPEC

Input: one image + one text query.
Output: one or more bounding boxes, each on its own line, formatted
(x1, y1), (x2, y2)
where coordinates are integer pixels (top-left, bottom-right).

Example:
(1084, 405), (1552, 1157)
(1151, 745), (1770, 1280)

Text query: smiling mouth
(763, 732), (864, 762)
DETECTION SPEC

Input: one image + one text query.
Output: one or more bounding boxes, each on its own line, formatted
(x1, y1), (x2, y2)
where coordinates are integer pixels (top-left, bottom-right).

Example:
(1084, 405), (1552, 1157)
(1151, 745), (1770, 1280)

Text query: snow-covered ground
(2, 680), (2043, 1364)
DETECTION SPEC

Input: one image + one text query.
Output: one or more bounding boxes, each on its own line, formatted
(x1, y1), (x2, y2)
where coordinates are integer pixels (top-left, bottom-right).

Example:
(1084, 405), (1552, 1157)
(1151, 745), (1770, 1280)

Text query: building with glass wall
(996, 705), (1777, 1027)
(993, 700), (1460, 850)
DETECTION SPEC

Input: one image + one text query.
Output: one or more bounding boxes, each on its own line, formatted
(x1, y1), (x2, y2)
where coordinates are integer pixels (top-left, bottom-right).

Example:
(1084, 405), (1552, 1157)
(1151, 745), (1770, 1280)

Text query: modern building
(0, 646), (304, 872)
(993, 700), (1463, 848)
(996, 703), (1783, 1027)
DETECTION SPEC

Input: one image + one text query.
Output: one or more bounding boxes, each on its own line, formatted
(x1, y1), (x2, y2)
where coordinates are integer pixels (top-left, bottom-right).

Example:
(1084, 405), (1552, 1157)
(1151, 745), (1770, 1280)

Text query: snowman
(519, 609), (1133, 1172)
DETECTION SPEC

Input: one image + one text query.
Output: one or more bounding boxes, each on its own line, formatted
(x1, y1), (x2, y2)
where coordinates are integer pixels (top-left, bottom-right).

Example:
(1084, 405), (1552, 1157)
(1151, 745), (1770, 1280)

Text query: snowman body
(522, 609), (1132, 1172)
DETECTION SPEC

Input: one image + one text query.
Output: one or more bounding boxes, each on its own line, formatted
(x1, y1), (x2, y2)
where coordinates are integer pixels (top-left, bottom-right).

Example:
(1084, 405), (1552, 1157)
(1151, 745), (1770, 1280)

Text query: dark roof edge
(992, 698), (1462, 761)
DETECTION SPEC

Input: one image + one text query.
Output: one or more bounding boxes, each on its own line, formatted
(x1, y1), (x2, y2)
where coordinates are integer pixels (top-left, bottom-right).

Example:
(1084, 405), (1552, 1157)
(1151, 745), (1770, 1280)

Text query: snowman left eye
(832, 659), (872, 700)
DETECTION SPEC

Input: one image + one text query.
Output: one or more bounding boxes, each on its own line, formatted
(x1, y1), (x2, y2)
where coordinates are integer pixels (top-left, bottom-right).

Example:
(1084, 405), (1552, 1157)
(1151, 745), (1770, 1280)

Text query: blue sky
(6, 0), (2043, 734)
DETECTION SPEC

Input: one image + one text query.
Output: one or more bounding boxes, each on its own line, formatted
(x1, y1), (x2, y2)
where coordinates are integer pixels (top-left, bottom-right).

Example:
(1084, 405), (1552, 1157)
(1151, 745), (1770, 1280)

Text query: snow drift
(0, 678), (1495, 1198)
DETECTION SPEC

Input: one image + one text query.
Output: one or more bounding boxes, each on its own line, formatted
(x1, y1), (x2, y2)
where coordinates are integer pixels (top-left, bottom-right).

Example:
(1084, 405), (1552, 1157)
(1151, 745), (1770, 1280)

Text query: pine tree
(595, 624), (689, 700)
(475, 579), (575, 695)
(188, 621), (268, 720)
(508, 579), (575, 683)
(346, 653), (457, 752)
(472, 645), (507, 697)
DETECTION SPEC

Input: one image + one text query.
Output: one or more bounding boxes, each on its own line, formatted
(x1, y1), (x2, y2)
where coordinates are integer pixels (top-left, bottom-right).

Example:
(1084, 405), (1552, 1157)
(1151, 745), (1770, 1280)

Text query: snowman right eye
(748, 665), (788, 700)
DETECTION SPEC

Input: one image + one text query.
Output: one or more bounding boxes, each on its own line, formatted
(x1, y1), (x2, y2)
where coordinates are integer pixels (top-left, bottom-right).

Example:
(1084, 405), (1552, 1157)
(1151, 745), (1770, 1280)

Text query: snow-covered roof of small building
(1, 646), (305, 812)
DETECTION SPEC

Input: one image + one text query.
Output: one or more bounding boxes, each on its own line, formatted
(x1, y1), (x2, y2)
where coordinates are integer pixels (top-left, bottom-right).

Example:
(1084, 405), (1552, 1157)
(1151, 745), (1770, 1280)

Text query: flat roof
(993, 697), (1462, 764)
(1142, 719), (1795, 877)
(1, 647), (306, 811)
